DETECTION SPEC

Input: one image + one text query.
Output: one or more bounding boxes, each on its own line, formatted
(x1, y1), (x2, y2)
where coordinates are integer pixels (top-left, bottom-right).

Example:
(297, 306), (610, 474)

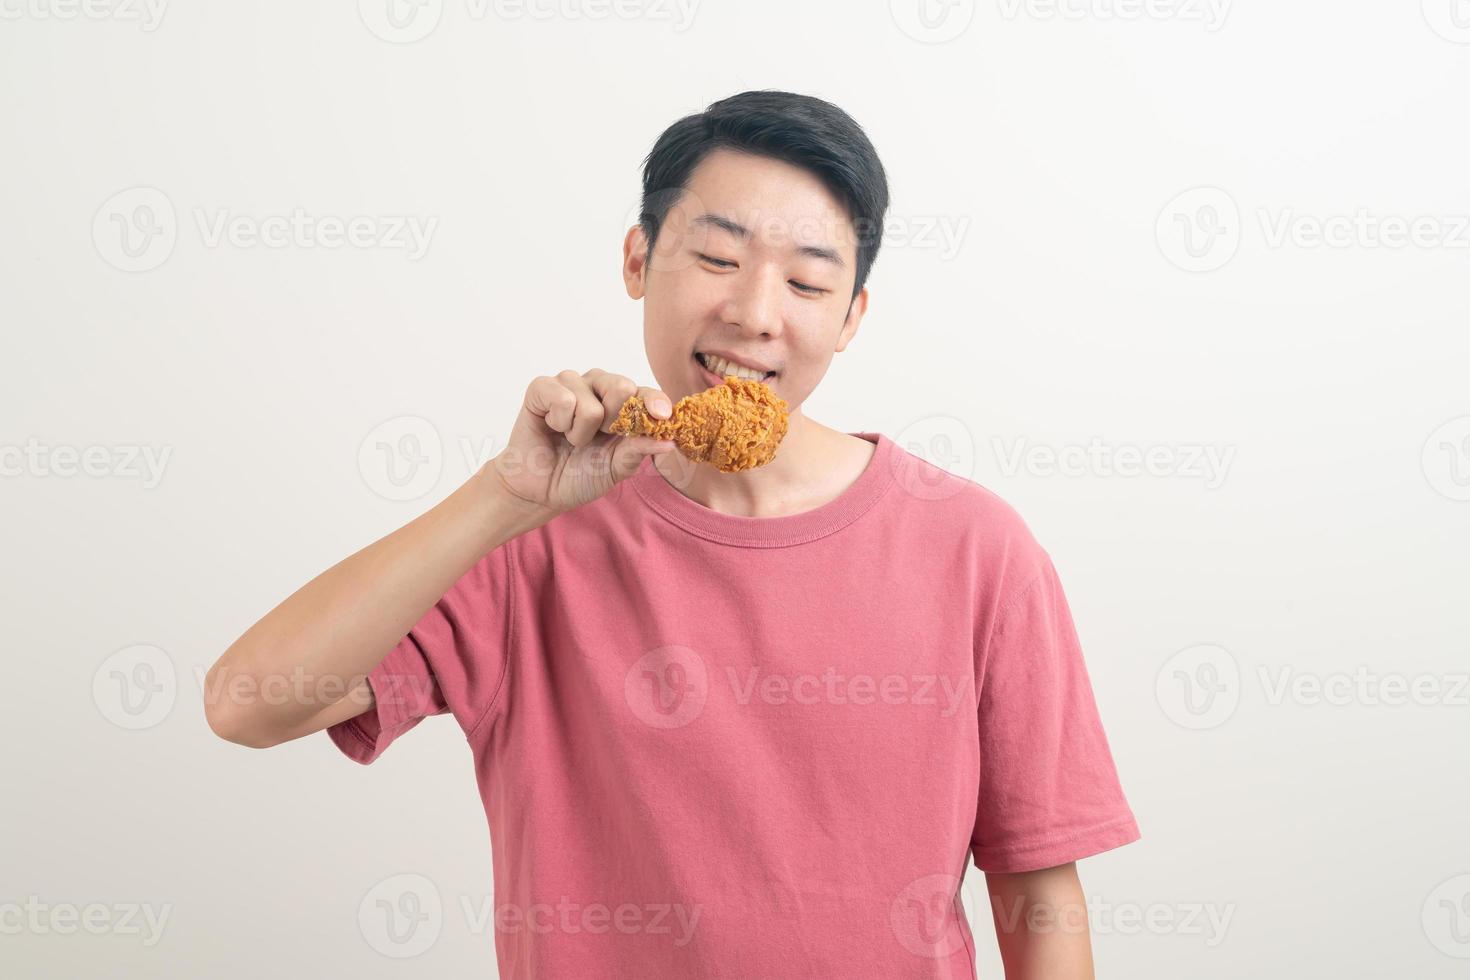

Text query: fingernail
(650, 398), (671, 417)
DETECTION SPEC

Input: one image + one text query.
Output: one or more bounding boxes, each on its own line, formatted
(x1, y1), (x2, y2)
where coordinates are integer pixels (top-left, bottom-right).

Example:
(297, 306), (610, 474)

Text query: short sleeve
(327, 541), (515, 765)
(970, 553), (1140, 872)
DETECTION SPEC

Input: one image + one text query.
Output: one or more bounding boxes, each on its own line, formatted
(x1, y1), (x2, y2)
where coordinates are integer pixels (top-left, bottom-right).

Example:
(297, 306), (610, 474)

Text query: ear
(833, 286), (869, 353)
(623, 225), (649, 300)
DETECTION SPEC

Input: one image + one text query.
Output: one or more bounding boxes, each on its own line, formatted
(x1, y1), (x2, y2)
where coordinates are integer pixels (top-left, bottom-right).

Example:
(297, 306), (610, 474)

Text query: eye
(698, 253), (827, 296)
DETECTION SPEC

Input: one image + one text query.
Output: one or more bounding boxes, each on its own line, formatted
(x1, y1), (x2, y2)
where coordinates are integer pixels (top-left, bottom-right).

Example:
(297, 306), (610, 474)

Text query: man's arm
(203, 368), (677, 751)
(203, 465), (549, 749)
(986, 862), (1096, 980)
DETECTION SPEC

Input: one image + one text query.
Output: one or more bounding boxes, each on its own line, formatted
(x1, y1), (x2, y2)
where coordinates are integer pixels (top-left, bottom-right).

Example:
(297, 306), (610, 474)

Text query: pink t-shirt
(328, 431), (1139, 978)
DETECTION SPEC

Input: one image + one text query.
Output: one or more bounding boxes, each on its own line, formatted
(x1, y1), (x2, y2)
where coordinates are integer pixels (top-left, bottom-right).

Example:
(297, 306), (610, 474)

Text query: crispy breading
(610, 377), (790, 473)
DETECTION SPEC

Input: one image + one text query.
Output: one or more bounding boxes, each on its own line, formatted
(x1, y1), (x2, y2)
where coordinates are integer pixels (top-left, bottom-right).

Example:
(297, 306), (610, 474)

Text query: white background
(4, 1), (1469, 977)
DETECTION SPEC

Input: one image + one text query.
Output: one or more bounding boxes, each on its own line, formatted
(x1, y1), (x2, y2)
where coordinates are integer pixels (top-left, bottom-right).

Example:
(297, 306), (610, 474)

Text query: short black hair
(638, 90), (890, 305)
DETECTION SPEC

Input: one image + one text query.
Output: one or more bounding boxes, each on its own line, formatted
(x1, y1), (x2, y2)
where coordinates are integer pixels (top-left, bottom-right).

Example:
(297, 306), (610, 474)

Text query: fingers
(526, 370), (675, 449)
(583, 368), (673, 430)
(524, 372), (601, 448)
(634, 386), (674, 420)
(556, 370), (607, 447)
(581, 369), (637, 434)
(610, 435), (677, 482)
(524, 376), (574, 434)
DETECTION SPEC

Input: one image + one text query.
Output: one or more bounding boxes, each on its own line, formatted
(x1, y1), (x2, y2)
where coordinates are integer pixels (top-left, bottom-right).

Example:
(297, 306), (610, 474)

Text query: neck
(651, 410), (858, 518)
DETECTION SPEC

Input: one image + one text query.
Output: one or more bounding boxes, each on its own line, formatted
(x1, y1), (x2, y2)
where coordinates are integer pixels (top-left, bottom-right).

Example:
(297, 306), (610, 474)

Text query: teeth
(699, 352), (769, 381)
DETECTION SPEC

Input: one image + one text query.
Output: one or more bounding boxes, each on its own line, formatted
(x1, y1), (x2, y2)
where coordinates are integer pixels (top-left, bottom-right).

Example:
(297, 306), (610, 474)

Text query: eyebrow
(690, 212), (846, 268)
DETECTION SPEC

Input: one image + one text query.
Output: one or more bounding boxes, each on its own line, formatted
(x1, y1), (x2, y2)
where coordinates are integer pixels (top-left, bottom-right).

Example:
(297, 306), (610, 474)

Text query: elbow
(203, 661), (279, 749)
(204, 698), (275, 749)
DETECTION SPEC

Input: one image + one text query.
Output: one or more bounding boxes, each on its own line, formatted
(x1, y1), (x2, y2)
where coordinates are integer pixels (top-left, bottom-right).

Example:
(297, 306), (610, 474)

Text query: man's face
(623, 148), (868, 408)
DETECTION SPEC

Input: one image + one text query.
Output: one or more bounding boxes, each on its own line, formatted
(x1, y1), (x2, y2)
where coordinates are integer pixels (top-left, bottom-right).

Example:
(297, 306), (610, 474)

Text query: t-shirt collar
(628, 431), (897, 548)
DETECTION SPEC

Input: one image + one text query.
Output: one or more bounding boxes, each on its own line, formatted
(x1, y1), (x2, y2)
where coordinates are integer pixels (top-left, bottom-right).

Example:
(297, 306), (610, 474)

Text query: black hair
(638, 90), (890, 305)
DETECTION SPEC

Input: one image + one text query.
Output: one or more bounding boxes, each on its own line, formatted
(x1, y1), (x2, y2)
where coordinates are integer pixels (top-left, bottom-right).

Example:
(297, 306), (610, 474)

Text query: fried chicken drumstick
(610, 376), (790, 473)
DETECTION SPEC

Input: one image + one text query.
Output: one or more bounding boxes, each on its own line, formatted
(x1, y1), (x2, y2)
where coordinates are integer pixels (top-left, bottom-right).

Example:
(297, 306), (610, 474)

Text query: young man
(206, 90), (1140, 978)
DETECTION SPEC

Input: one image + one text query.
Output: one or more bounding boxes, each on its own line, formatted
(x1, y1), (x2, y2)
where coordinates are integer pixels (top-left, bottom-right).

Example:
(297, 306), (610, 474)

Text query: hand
(488, 368), (676, 517)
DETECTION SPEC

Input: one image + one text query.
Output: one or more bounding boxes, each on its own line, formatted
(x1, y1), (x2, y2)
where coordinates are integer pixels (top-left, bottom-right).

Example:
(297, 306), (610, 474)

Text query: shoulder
(883, 434), (1054, 595)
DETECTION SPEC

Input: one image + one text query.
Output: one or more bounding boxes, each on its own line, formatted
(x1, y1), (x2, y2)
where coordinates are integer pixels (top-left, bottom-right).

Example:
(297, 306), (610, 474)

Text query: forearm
(204, 464), (549, 746)
(987, 863), (1095, 980)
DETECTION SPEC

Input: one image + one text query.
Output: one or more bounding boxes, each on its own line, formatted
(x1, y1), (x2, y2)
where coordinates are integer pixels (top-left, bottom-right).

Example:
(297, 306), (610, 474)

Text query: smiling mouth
(695, 351), (777, 383)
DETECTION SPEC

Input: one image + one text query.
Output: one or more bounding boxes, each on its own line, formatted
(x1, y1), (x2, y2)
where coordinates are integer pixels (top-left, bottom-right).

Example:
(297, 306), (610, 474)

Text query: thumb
(609, 434), (676, 483)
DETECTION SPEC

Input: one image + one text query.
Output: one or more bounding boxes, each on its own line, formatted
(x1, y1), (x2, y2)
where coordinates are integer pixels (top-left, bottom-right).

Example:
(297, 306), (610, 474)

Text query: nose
(721, 264), (785, 338)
